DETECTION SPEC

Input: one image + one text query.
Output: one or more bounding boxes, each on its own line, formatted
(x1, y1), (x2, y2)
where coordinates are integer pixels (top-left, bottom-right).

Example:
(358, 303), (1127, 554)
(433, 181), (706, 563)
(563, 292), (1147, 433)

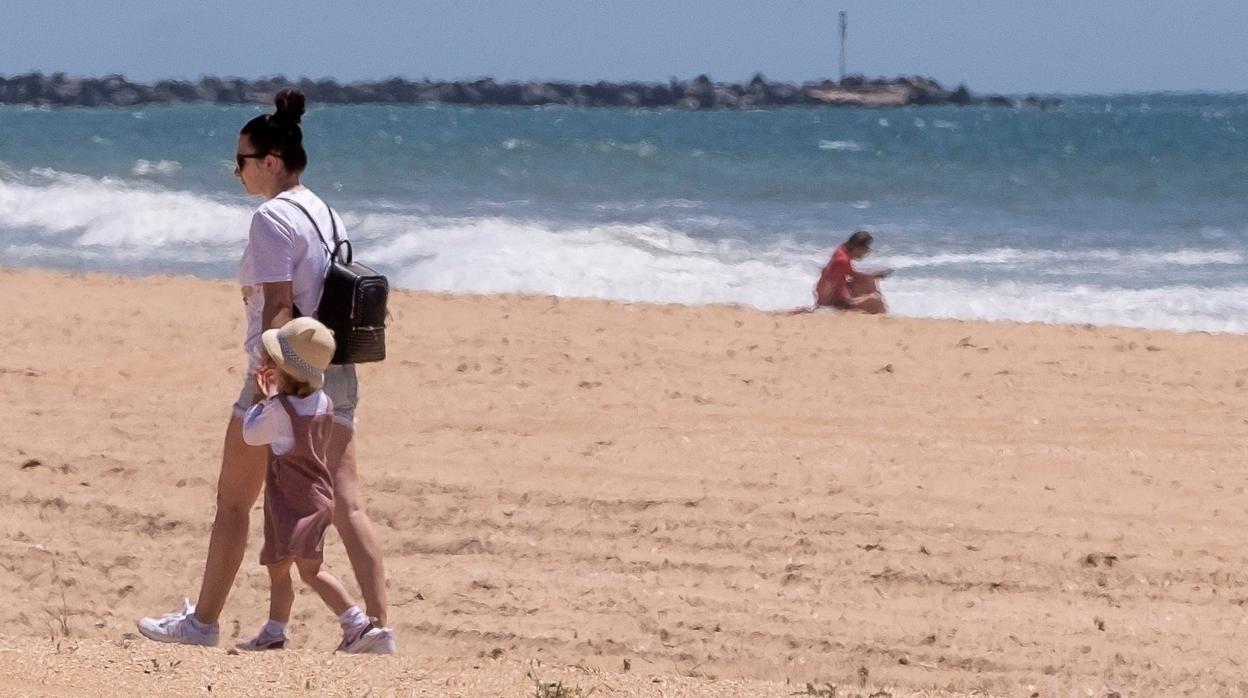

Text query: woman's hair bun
(273, 89), (306, 126)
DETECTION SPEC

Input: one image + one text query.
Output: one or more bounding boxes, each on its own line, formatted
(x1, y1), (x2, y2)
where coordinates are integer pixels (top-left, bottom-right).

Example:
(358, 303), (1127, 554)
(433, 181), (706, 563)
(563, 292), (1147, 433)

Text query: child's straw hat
(261, 317), (336, 389)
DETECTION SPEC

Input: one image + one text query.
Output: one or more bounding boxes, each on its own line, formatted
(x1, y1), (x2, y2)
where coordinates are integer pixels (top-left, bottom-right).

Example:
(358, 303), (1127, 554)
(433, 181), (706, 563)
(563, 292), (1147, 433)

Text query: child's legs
(267, 560), (295, 624)
(294, 559), (355, 617)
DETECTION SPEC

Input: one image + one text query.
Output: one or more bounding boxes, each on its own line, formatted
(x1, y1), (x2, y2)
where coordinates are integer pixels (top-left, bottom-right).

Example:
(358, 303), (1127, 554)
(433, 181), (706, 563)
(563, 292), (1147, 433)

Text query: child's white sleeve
(241, 400), (295, 454)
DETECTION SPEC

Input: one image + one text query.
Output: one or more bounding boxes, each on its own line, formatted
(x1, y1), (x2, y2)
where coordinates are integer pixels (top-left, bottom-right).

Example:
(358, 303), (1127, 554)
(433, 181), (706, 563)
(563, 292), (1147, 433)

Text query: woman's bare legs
(328, 422), (389, 626)
(846, 276), (887, 314)
(193, 414), (267, 624)
(143, 413), (389, 639)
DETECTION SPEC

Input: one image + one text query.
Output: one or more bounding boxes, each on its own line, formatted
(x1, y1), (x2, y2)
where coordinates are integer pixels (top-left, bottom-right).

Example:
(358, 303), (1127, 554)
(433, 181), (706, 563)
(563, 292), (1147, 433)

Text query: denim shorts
(232, 364), (359, 428)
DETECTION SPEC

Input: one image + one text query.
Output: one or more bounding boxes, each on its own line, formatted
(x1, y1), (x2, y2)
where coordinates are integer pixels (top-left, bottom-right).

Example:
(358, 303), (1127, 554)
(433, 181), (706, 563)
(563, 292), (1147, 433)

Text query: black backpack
(279, 197), (388, 365)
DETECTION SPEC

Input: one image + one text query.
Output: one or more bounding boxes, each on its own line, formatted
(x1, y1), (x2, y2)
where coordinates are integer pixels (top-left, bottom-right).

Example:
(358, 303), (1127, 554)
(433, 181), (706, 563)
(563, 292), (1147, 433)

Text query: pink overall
(259, 395), (336, 565)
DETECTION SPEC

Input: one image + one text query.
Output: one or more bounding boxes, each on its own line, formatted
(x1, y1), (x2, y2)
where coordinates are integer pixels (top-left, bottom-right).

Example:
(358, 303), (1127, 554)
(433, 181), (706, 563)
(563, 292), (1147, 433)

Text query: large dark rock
(638, 83), (673, 107)
(576, 80), (620, 107)
(151, 79), (199, 103)
(764, 82), (804, 105)
(682, 74), (716, 109)
(713, 85), (741, 109)
(520, 82), (563, 106)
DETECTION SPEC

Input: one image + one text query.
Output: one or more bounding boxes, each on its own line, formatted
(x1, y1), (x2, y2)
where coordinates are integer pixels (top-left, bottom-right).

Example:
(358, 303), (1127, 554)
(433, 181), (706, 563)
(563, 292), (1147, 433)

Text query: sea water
(3, 94), (1248, 332)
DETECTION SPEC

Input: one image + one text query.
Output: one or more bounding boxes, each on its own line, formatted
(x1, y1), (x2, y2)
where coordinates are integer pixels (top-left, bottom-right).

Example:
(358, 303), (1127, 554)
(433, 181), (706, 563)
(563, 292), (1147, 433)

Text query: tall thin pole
(838, 11), (847, 82)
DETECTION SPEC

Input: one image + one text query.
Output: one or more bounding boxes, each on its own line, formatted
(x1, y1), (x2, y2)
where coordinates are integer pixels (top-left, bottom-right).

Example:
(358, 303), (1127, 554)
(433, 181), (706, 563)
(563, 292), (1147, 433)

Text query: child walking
(237, 317), (395, 654)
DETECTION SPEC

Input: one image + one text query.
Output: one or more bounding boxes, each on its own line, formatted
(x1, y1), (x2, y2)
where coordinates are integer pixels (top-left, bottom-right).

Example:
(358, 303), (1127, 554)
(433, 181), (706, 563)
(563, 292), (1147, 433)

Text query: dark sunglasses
(235, 151), (268, 169)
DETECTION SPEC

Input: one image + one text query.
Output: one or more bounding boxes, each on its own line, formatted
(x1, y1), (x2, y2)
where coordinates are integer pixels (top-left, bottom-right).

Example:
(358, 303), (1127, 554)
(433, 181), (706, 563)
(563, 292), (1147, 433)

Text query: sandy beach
(1, 267), (1247, 696)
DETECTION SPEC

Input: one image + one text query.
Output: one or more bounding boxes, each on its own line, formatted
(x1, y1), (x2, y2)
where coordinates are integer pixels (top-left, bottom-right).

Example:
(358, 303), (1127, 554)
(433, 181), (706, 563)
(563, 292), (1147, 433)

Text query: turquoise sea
(3, 94), (1248, 331)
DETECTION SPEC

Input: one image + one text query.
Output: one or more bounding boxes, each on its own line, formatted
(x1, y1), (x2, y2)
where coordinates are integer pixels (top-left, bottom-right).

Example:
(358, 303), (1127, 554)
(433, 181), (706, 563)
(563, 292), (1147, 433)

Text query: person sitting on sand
(813, 229), (889, 314)
(233, 317), (392, 653)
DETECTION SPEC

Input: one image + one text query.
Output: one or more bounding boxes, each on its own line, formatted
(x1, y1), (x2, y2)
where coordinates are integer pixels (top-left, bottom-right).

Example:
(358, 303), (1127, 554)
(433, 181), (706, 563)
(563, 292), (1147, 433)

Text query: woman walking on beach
(137, 89), (393, 650)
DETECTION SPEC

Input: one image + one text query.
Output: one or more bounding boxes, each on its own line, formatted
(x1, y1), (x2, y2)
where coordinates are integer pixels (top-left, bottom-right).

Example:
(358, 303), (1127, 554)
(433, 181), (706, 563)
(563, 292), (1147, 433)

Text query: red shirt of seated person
(813, 230), (888, 314)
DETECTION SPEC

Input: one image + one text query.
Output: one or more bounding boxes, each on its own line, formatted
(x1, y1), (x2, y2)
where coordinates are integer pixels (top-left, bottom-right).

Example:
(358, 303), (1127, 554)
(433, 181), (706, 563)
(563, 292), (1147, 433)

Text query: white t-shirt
(241, 391), (332, 455)
(238, 187), (346, 369)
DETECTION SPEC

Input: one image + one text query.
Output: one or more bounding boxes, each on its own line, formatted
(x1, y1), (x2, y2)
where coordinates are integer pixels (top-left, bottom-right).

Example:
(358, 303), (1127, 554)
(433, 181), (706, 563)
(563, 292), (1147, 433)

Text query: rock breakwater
(0, 72), (1057, 109)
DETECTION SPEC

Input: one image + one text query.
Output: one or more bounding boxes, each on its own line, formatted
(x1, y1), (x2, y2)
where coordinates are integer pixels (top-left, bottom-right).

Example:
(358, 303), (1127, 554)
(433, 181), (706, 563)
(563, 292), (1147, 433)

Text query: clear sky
(4, 1), (1247, 94)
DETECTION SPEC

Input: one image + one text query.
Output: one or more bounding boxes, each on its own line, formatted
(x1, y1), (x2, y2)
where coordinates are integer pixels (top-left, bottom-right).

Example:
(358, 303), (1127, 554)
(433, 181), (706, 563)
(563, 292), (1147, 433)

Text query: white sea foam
(887, 278), (1248, 334)
(360, 218), (810, 307)
(0, 167), (250, 248)
(879, 247), (1244, 271)
(818, 140), (865, 152)
(587, 140), (658, 157)
(658, 198), (705, 209)
(131, 159), (182, 176)
(593, 198), (706, 212)
(4, 168), (1248, 334)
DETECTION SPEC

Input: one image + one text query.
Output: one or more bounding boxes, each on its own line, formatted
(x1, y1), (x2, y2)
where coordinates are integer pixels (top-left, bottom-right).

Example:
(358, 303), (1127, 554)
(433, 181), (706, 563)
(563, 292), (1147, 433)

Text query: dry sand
(1, 267), (1247, 697)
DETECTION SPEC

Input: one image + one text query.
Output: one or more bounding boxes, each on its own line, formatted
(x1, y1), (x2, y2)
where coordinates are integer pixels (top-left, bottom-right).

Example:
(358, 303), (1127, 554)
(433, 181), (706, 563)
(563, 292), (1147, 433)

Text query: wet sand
(1, 267), (1246, 696)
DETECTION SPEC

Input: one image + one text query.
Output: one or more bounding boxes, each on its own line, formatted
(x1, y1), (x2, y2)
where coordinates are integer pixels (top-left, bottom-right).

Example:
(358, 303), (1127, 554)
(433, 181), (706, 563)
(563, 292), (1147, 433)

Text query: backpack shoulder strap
(275, 196), (340, 260)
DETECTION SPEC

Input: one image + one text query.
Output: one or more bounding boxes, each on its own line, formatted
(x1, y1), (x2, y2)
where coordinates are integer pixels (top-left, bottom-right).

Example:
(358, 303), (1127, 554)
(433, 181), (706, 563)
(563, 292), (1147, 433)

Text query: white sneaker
(337, 624), (396, 655)
(136, 599), (219, 647)
(235, 627), (288, 651)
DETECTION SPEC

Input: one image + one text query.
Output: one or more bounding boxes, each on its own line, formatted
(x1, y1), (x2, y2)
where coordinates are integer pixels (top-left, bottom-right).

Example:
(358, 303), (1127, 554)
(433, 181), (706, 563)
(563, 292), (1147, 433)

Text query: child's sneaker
(136, 599), (219, 647)
(336, 624), (396, 655)
(235, 626), (288, 651)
